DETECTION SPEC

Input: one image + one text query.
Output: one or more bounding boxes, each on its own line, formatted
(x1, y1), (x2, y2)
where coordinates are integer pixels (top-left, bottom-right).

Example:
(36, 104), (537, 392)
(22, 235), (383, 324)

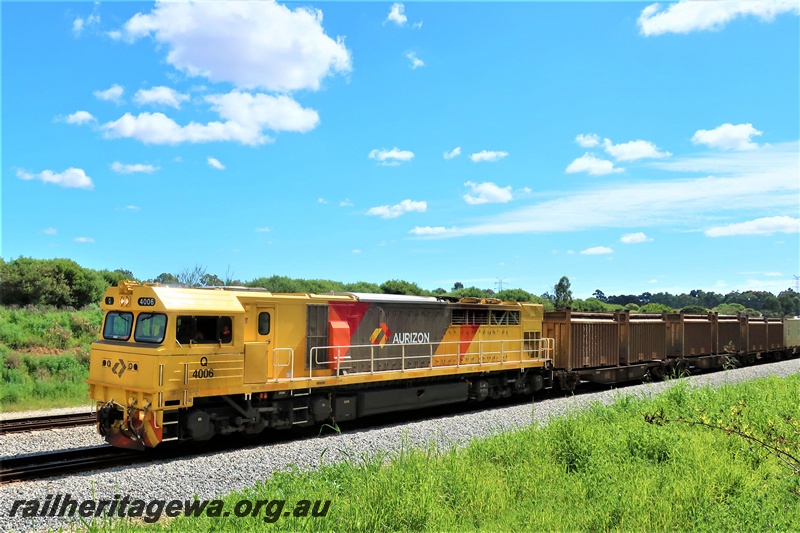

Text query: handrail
(286, 337), (556, 382)
(271, 347), (295, 382)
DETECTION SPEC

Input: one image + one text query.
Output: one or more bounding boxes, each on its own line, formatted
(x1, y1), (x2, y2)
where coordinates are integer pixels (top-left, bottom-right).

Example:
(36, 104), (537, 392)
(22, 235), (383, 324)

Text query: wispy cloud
(443, 147), (461, 160)
(581, 246), (614, 255)
(255, 227), (270, 233)
(638, 0), (800, 37)
(407, 51), (424, 69)
(705, 216), (800, 237)
(111, 162), (159, 174)
(367, 199), (426, 219)
(16, 168), (94, 190)
(207, 157), (225, 170)
(470, 150), (508, 163)
(42, 227), (57, 235)
(368, 147), (414, 166)
(410, 143), (798, 239)
(74, 237), (95, 243)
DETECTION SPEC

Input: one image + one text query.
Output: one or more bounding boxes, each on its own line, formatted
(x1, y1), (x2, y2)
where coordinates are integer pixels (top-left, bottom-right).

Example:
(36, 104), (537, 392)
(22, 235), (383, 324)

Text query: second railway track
(0, 446), (143, 484)
(0, 412), (96, 435)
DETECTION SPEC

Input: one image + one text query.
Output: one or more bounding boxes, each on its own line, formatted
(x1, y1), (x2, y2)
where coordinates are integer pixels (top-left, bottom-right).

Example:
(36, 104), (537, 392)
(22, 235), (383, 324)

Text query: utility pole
(495, 278), (506, 292)
(794, 275), (799, 291)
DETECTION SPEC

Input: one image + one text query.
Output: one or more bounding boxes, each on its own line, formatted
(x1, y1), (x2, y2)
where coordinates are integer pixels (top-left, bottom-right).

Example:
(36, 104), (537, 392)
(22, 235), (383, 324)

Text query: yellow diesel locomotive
(88, 282), (554, 449)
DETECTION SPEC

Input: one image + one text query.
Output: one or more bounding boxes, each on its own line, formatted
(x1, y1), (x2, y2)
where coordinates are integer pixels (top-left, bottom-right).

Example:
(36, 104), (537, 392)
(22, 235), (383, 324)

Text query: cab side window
(177, 316), (233, 344)
(258, 312), (271, 335)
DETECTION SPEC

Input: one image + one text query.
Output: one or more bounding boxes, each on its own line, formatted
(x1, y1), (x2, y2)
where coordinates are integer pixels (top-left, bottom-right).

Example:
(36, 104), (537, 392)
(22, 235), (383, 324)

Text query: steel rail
(0, 446), (141, 484)
(0, 412), (96, 434)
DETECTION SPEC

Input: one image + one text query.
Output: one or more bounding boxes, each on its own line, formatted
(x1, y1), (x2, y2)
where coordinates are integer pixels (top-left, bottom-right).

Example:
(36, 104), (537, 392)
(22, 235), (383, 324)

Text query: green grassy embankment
(81, 374), (799, 532)
(0, 305), (101, 411)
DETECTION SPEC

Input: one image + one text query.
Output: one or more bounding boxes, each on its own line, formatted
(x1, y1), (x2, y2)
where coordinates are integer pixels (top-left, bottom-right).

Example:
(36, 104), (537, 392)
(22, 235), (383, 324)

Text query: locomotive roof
(341, 292), (446, 305)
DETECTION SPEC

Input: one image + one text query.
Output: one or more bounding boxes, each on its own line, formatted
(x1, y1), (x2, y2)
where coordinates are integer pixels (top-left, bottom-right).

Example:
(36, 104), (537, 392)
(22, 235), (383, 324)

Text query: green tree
(380, 279), (426, 296)
(496, 288), (534, 302)
(592, 289), (607, 303)
(344, 281), (382, 294)
(452, 281), (464, 291)
(153, 272), (180, 285)
(778, 290), (800, 317)
(681, 305), (708, 314)
(715, 302), (746, 315)
(0, 257), (106, 308)
(553, 276), (573, 309)
(639, 303), (673, 314)
(451, 286), (487, 299)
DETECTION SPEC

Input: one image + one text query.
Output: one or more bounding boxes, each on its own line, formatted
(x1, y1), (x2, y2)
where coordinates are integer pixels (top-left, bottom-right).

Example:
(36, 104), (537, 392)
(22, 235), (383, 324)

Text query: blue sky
(2, 1), (799, 298)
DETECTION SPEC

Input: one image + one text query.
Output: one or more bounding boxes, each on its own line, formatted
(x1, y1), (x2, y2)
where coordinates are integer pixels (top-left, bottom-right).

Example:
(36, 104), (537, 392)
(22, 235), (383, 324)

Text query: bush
(0, 257), (107, 307)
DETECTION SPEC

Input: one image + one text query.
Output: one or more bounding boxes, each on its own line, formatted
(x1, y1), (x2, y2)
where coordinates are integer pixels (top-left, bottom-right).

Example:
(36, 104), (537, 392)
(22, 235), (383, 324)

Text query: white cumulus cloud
(620, 232), (653, 244)
(463, 181), (513, 205)
(367, 199), (427, 219)
(64, 111), (96, 125)
(368, 147), (415, 166)
(638, 0), (800, 37)
(581, 246), (614, 255)
(704, 216), (800, 237)
(134, 86), (190, 109)
(101, 91), (319, 145)
(575, 133), (601, 148)
(565, 153), (623, 175)
(470, 150), (508, 163)
(94, 84), (124, 103)
(603, 138), (671, 161)
(16, 168), (94, 190)
(386, 3), (408, 25)
(207, 157), (225, 170)
(118, 1), (351, 93)
(111, 162), (159, 174)
(692, 123), (763, 151)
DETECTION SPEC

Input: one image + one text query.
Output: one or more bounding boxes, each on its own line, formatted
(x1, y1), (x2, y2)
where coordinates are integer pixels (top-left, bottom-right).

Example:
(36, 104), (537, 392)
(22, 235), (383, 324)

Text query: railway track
(0, 412), (96, 434)
(0, 446), (143, 484)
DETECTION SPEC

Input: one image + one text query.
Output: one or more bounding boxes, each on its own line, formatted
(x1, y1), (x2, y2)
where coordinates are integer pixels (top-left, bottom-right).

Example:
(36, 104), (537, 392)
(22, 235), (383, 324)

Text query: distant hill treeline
(1, 257), (798, 317)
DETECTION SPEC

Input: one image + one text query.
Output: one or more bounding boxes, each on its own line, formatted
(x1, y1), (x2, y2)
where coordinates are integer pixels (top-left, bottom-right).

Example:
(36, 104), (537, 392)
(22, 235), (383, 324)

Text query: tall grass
(78, 374), (800, 532)
(0, 305), (101, 411)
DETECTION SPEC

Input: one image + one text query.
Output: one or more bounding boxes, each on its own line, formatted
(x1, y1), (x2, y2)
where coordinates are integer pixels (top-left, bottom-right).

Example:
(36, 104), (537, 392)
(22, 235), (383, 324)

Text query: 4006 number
(192, 368), (214, 379)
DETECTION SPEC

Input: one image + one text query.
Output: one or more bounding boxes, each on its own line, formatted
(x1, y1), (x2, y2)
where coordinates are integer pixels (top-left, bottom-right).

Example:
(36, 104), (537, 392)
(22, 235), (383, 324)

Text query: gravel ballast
(2, 359), (799, 533)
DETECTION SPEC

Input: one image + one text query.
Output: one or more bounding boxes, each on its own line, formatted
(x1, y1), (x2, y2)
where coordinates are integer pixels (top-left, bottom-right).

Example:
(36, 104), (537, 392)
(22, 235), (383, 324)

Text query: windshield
(103, 312), (133, 341)
(134, 313), (168, 344)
